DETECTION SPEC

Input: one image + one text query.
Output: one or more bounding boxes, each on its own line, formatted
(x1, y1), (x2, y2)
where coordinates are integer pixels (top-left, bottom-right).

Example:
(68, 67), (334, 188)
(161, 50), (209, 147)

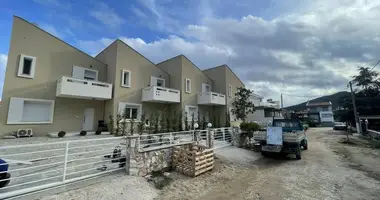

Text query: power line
(371, 60), (380, 71)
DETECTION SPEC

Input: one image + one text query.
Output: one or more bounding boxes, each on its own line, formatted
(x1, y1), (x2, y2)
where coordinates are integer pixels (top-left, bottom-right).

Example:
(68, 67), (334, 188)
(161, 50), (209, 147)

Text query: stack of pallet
(172, 144), (214, 177)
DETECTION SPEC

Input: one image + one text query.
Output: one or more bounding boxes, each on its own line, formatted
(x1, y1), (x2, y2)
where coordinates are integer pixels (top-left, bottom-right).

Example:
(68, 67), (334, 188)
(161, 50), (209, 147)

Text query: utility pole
(349, 81), (361, 134)
(281, 93), (283, 109)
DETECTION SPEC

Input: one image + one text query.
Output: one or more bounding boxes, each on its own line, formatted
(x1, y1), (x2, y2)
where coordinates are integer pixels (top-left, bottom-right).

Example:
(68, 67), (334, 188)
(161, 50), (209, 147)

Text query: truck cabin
(272, 120), (303, 132)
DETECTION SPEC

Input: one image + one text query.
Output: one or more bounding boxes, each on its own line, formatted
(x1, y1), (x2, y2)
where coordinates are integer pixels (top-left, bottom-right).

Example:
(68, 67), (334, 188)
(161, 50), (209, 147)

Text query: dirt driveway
(156, 128), (380, 200)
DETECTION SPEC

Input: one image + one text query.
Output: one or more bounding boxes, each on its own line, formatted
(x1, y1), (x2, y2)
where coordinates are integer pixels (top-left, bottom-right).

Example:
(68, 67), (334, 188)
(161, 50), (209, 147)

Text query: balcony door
(150, 76), (165, 87)
(202, 83), (211, 93)
(73, 66), (98, 81)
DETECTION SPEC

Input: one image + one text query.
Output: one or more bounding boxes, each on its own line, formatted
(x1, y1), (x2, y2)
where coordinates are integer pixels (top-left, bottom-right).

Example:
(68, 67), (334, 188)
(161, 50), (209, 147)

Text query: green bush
(240, 122), (260, 139)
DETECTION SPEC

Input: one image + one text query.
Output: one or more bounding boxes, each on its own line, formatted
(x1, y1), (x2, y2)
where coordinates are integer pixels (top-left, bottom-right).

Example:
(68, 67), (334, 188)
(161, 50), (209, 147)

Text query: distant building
(246, 93), (283, 126)
(306, 101), (334, 126)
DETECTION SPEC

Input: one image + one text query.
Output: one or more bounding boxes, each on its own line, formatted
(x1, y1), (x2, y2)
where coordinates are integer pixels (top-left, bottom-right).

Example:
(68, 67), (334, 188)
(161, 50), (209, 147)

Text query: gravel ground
(155, 128), (380, 200)
(39, 175), (158, 200)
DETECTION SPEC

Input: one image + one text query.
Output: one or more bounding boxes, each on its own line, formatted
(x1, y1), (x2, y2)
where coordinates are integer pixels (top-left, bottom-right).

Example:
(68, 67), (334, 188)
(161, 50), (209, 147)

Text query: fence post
(125, 135), (139, 175)
(62, 142), (69, 182)
(222, 128), (226, 142)
(207, 128), (214, 149)
(170, 132), (173, 144)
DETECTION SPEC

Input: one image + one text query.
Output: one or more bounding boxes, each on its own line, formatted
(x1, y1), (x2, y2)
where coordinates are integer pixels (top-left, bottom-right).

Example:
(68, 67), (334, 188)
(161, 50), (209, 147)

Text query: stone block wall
(129, 148), (172, 176)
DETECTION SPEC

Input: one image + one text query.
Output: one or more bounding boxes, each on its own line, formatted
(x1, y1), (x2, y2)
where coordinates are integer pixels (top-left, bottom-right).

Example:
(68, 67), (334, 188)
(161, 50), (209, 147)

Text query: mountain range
(285, 91), (350, 111)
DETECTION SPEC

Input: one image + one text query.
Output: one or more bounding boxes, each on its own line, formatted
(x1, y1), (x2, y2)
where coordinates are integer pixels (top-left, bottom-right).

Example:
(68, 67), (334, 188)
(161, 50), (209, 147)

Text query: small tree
(191, 112), (195, 130)
(172, 110), (178, 132)
(159, 111), (165, 133)
(166, 111), (171, 132)
(130, 118), (135, 135)
(180, 111), (186, 131)
(121, 107), (129, 136)
(108, 113), (114, 135)
(137, 113), (146, 135)
(154, 113), (159, 134)
(225, 111), (231, 127)
(202, 114), (206, 129)
(216, 115), (220, 128)
(231, 87), (255, 122)
(115, 113), (122, 136)
(212, 113), (217, 128)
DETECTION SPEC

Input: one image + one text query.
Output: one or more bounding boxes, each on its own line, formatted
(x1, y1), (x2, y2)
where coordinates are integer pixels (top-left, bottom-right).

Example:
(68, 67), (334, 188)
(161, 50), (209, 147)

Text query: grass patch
(370, 141), (380, 149)
(338, 139), (357, 145)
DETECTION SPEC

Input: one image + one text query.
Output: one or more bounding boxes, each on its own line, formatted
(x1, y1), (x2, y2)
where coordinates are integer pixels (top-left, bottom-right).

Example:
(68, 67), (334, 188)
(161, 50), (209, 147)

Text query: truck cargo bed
(253, 131), (306, 143)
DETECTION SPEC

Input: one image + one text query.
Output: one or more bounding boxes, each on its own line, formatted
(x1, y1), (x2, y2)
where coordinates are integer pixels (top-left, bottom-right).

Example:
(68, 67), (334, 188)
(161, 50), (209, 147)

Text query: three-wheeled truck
(253, 119), (308, 160)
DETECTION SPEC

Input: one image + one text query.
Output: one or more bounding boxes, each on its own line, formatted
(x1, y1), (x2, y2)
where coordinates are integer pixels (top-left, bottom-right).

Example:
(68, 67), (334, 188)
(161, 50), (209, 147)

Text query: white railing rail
(0, 137), (125, 199)
(57, 76), (112, 88)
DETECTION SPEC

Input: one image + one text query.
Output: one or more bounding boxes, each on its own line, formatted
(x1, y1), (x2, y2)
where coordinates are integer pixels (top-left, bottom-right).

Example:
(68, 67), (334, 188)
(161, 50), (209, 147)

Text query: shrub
(95, 130), (102, 135)
(184, 112), (189, 131)
(130, 118), (135, 135)
(138, 113), (146, 135)
(58, 131), (66, 138)
(80, 130), (87, 136)
(240, 122), (260, 138)
(115, 113), (122, 136)
(225, 111), (231, 127)
(178, 111), (184, 131)
(108, 113), (114, 135)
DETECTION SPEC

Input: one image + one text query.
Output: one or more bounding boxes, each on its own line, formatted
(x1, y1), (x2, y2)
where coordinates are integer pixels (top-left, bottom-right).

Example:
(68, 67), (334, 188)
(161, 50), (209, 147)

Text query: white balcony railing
(142, 86), (180, 103)
(56, 76), (112, 100)
(198, 92), (226, 105)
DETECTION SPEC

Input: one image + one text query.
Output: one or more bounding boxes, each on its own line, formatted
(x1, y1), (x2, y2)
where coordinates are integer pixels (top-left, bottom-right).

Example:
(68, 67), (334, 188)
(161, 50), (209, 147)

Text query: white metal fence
(0, 137), (125, 199)
(137, 127), (233, 151)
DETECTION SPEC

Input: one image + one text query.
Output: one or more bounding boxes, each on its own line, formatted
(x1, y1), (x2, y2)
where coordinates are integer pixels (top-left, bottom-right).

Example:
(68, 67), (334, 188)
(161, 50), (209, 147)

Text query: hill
(285, 91), (350, 111)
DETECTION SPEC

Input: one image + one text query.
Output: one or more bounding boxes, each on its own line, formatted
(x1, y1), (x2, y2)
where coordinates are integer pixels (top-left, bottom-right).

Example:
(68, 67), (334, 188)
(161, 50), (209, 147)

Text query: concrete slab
(214, 146), (261, 167)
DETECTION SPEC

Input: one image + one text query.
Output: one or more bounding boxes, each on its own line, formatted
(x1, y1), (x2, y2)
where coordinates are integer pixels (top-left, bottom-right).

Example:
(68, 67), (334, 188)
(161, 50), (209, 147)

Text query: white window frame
(185, 105), (198, 121)
(7, 97), (55, 124)
(228, 84), (232, 97)
(72, 66), (98, 81)
(118, 102), (142, 121)
(17, 54), (36, 79)
(156, 77), (165, 87)
(121, 69), (131, 88)
(185, 78), (191, 93)
(83, 68), (98, 81)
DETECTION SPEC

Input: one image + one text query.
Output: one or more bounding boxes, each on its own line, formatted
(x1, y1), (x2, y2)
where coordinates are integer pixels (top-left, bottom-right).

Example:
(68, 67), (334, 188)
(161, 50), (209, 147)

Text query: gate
(213, 127), (233, 149)
(0, 137), (126, 199)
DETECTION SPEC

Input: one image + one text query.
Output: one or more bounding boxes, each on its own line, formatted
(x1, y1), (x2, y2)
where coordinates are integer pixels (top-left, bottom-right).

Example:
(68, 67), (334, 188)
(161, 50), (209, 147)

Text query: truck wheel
(295, 148), (302, 160)
(261, 151), (268, 157)
(304, 142), (308, 150)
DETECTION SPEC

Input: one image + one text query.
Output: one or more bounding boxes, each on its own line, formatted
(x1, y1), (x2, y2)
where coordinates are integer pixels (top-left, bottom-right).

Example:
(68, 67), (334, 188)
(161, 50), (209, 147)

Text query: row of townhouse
(0, 16), (244, 136)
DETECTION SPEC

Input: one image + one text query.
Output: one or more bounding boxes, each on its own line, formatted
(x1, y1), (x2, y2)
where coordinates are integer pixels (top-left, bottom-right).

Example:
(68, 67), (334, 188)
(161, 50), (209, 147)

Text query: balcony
(198, 92), (226, 105)
(142, 86), (180, 103)
(56, 76), (112, 100)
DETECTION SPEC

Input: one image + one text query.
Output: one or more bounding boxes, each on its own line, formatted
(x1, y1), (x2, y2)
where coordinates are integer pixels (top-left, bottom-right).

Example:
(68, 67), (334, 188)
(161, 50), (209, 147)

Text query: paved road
(157, 128), (380, 200)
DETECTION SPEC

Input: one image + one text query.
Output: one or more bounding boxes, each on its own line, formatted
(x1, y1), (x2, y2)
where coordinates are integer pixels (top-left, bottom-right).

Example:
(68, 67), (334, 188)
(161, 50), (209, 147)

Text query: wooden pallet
(173, 144), (214, 177)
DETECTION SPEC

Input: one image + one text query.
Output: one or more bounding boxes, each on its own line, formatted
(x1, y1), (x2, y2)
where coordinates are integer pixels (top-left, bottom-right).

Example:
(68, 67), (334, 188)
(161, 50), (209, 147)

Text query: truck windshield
(273, 121), (302, 130)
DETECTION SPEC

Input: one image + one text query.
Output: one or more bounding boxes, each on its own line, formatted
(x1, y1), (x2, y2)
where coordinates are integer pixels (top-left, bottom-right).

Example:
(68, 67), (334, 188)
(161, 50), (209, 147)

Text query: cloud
(40, 24), (62, 38)
(0, 54), (8, 99)
(33, 0), (71, 10)
(89, 2), (124, 28)
(79, 0), (380, 106)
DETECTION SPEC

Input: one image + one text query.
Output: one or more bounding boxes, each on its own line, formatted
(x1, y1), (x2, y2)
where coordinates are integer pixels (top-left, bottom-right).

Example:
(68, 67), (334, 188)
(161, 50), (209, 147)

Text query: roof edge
(13, 16), (108, 67)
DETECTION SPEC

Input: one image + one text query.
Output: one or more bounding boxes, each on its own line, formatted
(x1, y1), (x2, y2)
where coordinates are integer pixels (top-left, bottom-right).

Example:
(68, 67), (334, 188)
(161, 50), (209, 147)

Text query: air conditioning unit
(16, 129), (33, 138)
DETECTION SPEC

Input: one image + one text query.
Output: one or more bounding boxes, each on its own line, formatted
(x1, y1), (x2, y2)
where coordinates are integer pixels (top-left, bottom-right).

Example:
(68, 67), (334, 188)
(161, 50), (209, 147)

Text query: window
(321, 113), (333, 118)
(228, 85), (232, 97)
(18, 54), (36, 78)
(118, 102), (141, 120)
(185, 78), (191, 93)
(121, 70), (131, 88)
(157, 79), (164, 87)
(185, 105), (198, 121)
(72, 66), (98, 81)
(84, 70), (97, 80)
(7, 97), (54, 124)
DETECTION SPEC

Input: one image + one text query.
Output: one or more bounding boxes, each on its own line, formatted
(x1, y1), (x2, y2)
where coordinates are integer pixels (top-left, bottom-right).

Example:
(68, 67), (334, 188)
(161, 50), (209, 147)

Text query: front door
(83, 108), (95, 131)
(202, 83), (211, 93)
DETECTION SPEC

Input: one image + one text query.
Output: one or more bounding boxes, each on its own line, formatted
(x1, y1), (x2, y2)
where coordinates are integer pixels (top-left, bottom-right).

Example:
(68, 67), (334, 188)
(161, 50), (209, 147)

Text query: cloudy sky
(1, 0), (378, 106)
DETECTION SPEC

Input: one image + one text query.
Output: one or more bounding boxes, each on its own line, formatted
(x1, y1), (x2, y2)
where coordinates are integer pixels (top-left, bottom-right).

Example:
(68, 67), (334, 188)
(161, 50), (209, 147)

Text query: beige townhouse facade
(203, 65), (246, 126)
(0, 16), (246, 137)
(0, 16), (110, 136)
